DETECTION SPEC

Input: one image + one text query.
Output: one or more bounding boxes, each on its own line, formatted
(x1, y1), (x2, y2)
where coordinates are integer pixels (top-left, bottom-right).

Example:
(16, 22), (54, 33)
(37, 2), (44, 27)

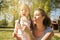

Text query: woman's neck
(34, 23), (45, 37)
(36, 22), (45, 32)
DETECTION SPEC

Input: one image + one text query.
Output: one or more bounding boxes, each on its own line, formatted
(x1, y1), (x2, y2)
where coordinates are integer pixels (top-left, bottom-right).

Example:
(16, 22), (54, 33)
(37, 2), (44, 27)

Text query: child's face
(19, 5), (29, 17)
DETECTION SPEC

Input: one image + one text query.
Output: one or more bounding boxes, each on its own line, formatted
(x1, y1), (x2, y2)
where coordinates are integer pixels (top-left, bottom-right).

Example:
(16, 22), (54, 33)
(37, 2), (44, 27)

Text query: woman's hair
(35, 8), (51, 27)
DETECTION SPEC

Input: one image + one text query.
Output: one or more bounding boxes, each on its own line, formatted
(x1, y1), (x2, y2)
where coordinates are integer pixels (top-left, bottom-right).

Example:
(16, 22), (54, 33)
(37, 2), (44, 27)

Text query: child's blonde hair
(19, 3), (30, 17)
(20, 3), (30, 12)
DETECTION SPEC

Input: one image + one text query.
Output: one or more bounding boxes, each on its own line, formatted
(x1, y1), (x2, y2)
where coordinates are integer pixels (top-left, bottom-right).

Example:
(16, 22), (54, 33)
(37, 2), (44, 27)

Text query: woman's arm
(41, 32), (54, 40)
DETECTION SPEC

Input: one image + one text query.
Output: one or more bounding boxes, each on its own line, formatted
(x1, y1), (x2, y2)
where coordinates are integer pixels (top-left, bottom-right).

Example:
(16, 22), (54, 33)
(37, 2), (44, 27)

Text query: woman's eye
(36, 16), (40, 19)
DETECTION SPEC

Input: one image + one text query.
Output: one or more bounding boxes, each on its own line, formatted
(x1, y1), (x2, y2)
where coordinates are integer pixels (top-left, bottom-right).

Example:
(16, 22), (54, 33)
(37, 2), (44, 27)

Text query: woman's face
(33, 10), (45, 24)
(19, 5), (29, 17)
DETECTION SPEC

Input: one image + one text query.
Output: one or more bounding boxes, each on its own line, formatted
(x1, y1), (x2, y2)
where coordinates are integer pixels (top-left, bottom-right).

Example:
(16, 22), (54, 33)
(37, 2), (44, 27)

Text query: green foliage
(52, 35), (60, 40)
(7, 22), (14, 27)
(0, 31), (14, 40)
(0, 0), (19, 27)
(0, 31), (60, 40)
(0, 0), (53, 27)
(0, 19), (8, 27)
(29, 0), (52, 17)
(0, 0), (9, 13)
(44, 0), (52, 13)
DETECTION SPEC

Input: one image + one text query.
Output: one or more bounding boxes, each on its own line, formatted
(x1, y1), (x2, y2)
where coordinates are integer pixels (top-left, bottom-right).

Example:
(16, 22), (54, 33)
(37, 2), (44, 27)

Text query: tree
(44, 0), (52, 13)
(0, 0), (19, 27)
(29, 0), (52, 16)
(0, 19), (8, 27)
(0, 0), (9, 13)
(0, 0), (53, 27)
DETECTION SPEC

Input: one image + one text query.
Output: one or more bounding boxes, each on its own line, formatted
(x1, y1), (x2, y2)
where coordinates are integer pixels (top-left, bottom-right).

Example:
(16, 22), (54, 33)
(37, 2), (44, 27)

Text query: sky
(50, 8), (60, 21)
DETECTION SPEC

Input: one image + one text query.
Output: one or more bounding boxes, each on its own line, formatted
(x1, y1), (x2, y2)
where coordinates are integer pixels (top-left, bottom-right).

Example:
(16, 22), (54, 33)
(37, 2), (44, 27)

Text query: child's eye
(21, 10), (23, 11)
(21, 9), (27, 12)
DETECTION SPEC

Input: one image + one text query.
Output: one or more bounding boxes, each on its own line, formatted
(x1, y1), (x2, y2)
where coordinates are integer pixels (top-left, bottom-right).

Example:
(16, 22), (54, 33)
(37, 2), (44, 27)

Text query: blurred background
(0, 0), (60, 40)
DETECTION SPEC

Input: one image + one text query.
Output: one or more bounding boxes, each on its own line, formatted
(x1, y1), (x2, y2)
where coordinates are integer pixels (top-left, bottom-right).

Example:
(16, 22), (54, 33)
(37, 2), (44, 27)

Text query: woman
(13, 4), (33, 40)
(31, 8), (54, 40)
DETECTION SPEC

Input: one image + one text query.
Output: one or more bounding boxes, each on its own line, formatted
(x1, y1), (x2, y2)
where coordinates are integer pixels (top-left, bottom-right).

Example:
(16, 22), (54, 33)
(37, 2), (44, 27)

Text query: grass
(52, 35), (60, 40)
(0, 29), (60, 40)
(0, 31), (14, 40)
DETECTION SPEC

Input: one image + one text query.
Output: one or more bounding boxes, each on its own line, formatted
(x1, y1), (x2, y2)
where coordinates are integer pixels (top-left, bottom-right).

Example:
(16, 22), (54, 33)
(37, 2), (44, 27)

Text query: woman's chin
(33, 21), (36, 24)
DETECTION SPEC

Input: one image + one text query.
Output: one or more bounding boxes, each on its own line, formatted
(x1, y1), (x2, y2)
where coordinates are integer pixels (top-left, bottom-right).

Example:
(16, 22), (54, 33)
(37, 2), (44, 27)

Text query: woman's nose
(33, 17), (36, 24)
(33, 17), (37, 22)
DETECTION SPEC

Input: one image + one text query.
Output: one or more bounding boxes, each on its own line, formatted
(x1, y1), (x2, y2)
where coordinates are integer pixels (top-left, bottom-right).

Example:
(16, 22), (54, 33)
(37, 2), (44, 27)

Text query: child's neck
(20, 16), (29, 20)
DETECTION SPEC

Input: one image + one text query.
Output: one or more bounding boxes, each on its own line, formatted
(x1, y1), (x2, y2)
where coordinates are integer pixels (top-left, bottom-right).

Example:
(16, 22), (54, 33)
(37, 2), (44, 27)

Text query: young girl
(13, 4), (33, 40)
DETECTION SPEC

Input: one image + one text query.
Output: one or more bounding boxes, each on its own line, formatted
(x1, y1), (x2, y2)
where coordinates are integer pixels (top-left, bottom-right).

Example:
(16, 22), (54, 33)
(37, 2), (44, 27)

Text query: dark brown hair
(34, 8), (51, 27)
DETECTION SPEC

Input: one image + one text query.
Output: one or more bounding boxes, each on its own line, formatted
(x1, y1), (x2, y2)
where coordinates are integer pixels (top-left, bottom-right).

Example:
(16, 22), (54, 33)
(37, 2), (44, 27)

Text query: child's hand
(16, 23), (21, 29)
(12, 33), (22, 40)
(21, 23), (26, 31)
(12, 33), (17, 38)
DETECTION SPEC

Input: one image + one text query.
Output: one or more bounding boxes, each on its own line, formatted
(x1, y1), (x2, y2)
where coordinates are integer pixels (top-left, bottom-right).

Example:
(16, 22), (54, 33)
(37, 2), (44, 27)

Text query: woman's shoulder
(45, 27), (53, 32)
(41, 31), (54, 40)
(41, 27), (54, 40)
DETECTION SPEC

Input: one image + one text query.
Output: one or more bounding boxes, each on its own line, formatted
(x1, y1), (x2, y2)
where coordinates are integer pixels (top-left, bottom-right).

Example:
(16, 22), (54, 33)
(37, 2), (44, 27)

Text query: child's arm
(21, 21), (30, 31)
(20, 18), (30, 31)
(13, 20), (19, 37)
(13, 21), (22, 40)
(14, 20), (19, 34)
(21, 24), (26, 31)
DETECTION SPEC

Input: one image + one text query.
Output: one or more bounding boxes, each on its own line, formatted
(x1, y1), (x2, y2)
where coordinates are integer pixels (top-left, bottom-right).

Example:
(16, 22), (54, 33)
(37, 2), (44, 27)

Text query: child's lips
(23, 14), (25, 15)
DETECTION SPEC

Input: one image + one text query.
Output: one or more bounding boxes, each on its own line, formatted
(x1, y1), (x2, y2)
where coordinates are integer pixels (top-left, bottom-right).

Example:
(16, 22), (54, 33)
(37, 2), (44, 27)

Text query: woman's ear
(43, 16), (45, 20)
